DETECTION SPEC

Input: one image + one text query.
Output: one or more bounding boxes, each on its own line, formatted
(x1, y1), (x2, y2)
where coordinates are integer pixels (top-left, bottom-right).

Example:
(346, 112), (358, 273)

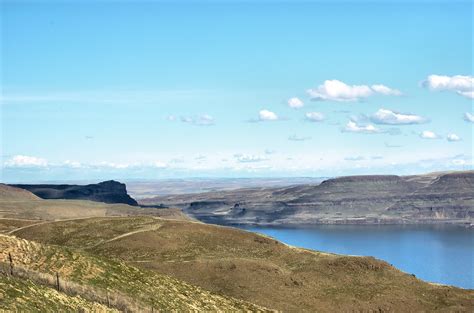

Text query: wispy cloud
(194, 155), (207, 161)
(3, 155), (48, 168)
(371, 109), (428, 125)
(447, 134), (461, 142)
(307, 80), (401, 102)
(419, 130), (440, 139)
(288, 135), (311, 141)
(422, 74), (474, 99)
(342, 120), (380, 134)
(385, 142), (403, 148)
(180, 114), (215, 126)
(344, 156), (365, 161)
(305, 112), (325, 122)
(464, 112), (474, 123)
(0, 89), (215, 105)
(233, 154), (268, 163)
(371, 84), (402, 96)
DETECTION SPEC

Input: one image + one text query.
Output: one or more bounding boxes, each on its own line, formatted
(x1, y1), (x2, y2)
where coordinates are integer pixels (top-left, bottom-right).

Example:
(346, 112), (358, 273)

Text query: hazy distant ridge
(141, 171), (474, 226)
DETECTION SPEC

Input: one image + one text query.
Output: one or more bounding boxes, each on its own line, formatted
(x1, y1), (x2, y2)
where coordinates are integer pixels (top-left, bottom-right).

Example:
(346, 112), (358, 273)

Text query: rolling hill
(0, 233), (268, 311)
(11, 216), (474, 312)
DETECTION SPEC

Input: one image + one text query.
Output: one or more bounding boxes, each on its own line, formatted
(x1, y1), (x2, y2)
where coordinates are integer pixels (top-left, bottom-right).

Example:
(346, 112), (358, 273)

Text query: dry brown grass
(0, 263), (144, 312)
(0, 198), (190, 221)
(12, 216), (474, 312)
(0, 234), (269, 312)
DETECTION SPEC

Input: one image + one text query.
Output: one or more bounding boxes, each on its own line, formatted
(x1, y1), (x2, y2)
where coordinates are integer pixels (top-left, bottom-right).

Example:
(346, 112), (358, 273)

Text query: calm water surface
(238, 224), (473, 289)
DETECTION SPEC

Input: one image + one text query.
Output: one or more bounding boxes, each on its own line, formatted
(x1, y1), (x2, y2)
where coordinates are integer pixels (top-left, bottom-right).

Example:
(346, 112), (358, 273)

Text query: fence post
(106, 290), (110, 307)
(56, 272), (60, 291)
(8, 252), (13, 276)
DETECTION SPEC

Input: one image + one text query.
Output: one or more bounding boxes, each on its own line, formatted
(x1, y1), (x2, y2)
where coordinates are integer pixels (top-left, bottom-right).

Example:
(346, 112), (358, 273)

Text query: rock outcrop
(140, 171), (474, 225)
(11, 180), (138, 206)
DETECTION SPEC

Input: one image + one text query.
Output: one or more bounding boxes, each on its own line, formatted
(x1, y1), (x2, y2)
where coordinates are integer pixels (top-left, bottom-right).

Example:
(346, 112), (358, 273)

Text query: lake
(238, 224), (473, 289)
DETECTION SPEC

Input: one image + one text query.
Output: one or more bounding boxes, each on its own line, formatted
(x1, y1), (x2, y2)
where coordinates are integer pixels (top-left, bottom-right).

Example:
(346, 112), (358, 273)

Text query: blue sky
(1, 0), (473, 182)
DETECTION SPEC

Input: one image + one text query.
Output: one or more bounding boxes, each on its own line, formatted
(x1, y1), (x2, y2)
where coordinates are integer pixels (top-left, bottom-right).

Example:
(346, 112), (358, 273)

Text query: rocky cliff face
(11, 180), (138, 206)
(140, 171), (474, 225)
(387, 172), (474, 220)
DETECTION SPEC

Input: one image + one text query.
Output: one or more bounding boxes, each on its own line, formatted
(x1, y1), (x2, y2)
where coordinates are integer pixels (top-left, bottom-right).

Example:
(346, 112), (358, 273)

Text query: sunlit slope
(0, 184), (189, 222)
(0, 275), (116, 312)
(0, 184), (40, 201)
(0, 234), (268, 312)
(13, 216), (474, 312)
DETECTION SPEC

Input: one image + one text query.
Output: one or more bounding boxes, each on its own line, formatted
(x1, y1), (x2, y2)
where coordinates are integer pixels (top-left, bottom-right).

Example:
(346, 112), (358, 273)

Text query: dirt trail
(91, 224), (163, 248)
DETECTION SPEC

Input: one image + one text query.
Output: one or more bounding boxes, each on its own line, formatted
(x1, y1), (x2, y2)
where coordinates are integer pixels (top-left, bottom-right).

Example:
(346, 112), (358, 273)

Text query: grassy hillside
(1, 275), (116, 312)
(0, 184), (40, 201)
(0, 218), (40, 234)
(0, 184), (190, 223)
(0, 234), (268, 312)
(13, 216), (474, 312)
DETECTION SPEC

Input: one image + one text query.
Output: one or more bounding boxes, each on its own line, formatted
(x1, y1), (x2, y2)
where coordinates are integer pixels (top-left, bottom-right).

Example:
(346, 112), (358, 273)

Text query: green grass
(0, 234), (268, 312)
(0, 275), (117, 312)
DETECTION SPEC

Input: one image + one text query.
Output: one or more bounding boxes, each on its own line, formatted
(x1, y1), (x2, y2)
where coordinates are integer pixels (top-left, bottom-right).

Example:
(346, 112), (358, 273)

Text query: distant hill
(10, 180), (138, 206)
(0, 184), (190, 223)
(0, 184), (40, 201)
(140, 171), (474, 225)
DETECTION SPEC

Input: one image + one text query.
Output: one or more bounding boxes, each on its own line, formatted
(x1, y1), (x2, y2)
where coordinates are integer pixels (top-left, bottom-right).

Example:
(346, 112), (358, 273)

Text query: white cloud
(422, 74), (474, 98)
(371, 84), (402, 96)
(371, 109), (427, 125)
(258, 109), (279, 121)
(419, 130), (439, 139)
(95, 162), (131, 169)
(464, 112), (474, 123)
(343, 120), (380, 134)
(234, 154), (268, 163)
(180, 114), (215, 126)
(288, 135), (311, 141)
(307, 80), (401, 102)
(447, 134), (461, 142)
(305, 112), (325, 122)
(287, 97), (304, 109)
(4, 155), (48, 168)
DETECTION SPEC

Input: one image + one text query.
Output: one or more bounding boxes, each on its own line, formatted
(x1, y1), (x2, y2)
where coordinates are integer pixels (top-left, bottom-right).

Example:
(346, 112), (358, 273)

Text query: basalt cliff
(11, 180), (138, 206)
(140, 171), (474, 226)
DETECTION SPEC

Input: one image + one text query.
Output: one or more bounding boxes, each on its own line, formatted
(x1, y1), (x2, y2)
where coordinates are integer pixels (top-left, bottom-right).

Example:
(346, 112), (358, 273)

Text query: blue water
(238, 224), (474, 289)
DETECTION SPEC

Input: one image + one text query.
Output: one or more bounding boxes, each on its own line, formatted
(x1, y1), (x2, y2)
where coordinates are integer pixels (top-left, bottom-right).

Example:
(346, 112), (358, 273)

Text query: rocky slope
(141, 171), (474, 225)
(11, 180), (138, 206)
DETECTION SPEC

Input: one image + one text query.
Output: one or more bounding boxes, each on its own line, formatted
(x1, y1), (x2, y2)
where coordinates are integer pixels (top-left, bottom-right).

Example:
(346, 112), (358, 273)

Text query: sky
(1, 0), (473, 182)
